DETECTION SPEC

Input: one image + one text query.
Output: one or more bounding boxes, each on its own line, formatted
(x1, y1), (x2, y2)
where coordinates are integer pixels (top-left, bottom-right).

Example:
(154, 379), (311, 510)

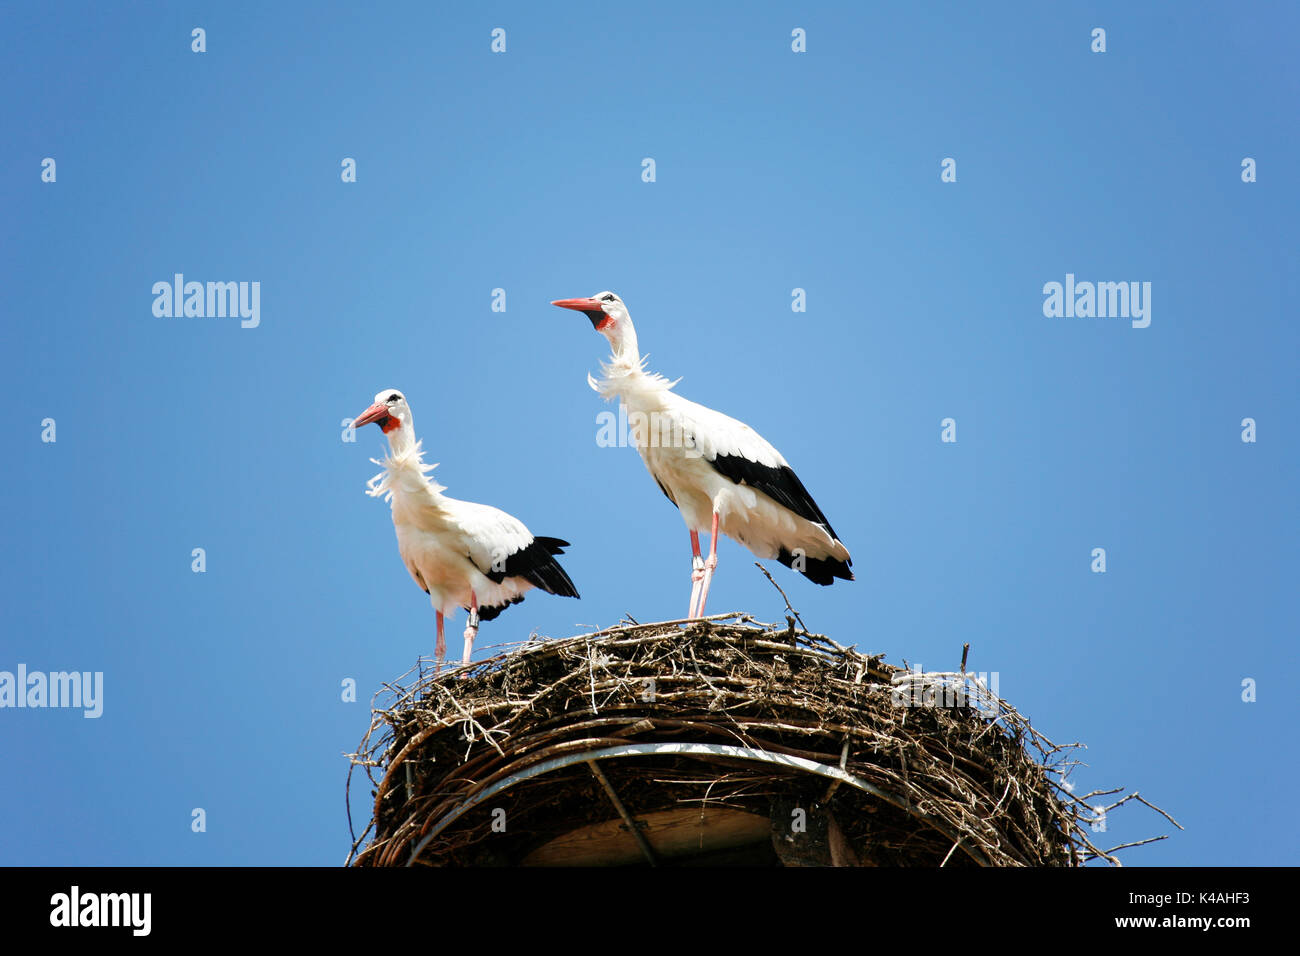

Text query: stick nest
(346, 613), (1171, 867)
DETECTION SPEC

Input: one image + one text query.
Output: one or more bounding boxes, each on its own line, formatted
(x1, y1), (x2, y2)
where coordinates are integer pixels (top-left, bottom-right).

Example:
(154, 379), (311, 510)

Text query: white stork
(352, 389), (579, 671)
(551, 293), (852, 618)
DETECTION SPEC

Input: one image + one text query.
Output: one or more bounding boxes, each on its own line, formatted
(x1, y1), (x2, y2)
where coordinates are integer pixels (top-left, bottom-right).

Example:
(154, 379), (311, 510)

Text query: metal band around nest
(406, 741), (989, 866)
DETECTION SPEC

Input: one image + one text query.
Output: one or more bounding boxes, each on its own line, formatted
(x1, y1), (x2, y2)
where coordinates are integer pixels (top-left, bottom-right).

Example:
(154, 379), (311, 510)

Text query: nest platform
(347, 613), (1164, 867)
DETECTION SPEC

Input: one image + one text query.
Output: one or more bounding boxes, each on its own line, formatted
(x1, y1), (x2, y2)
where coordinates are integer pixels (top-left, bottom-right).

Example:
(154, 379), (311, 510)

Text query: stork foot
(697, 555), (718, 617)
(462, 604), (481, 667)
(434, 610), (447, 677)
(688, 556), (706, 619)
(695, 513), (720, 618)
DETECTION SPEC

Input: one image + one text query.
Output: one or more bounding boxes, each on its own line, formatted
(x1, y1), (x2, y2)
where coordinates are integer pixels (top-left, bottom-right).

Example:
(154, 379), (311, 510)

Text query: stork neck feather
(383, 417), (416, 456)
(589, 313), (681, 405)
(589, 350), (680, 406)
(366, 438), (447, 503)
(607, 320), (640, 364)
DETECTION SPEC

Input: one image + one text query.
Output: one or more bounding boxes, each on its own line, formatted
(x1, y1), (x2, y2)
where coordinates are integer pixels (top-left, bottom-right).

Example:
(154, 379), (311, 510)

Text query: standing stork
(551, 293), (852, 618)
(352, 389), (580, 671)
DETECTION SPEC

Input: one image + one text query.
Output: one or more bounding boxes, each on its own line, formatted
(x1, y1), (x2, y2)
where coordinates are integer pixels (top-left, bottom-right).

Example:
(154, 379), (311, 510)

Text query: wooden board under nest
(345, 613), (1137, 867)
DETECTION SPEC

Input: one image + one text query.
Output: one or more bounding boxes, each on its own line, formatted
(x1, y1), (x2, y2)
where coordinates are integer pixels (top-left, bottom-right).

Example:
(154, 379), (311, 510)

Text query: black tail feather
(775, 548), (854, 586)
(476, 595), (524, 622)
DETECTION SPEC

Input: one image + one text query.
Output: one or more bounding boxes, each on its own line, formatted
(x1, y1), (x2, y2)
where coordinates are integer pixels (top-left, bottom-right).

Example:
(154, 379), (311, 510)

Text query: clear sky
(2, 2), (1295, 866)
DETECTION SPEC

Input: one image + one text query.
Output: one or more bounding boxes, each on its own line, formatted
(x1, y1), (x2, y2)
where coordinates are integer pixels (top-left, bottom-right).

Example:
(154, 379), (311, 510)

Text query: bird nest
(346, 612), (1173, 867)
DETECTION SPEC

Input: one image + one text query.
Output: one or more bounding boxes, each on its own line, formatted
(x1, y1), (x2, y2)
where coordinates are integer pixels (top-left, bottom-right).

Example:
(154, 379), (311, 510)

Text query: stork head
(551, 291), (639, 360)
(353, 388), (415, 451)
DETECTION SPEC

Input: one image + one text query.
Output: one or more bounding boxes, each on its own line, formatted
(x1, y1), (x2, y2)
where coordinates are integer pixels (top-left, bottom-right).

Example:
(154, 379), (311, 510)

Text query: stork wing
(447, 498), (580, 598)
(671, 396), (844, 543)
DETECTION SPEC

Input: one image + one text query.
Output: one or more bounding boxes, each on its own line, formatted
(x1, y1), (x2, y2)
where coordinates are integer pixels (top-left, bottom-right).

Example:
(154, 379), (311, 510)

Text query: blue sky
(1, 2), (1295, 866)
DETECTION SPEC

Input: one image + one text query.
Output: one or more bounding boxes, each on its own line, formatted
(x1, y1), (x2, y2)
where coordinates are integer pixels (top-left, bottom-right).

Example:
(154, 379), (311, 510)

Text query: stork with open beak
(352, 389), (580, 671)
(551, 293), (852, 618)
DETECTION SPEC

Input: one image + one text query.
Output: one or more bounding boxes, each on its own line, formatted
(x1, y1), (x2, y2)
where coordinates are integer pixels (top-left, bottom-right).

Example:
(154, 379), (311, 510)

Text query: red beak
(552, 297), (613, 331)
(551, 297), (603, 311)
(352, 403), (389, 428)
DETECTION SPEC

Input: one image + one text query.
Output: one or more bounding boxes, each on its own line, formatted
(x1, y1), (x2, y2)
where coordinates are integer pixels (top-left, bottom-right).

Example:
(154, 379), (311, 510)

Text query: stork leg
(688, 530), (705, 619)
(434, 610), (446, 675)
(462, 590), (480, 666)
(695, 512), (720, 617)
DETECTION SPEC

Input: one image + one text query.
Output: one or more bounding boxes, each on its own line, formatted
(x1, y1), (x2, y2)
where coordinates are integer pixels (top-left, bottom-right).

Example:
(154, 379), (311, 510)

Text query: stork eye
(387, 393), (400, 402)
(601, 294), (615, 302)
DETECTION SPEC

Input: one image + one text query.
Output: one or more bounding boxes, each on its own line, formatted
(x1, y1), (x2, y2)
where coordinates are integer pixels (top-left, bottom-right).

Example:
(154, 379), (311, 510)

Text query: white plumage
(354, 389), (578, 669)
(553, 293), (852, 618)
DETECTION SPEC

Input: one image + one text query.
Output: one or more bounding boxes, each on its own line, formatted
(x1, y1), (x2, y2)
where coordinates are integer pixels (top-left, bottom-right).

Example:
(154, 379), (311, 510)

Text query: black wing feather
(708, 453), (843, 544)
(482, 535), (580, 599)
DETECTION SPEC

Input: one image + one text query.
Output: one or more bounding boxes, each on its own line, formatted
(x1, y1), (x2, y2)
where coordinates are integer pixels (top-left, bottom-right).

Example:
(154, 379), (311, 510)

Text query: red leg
(462, 590), (480, 666)
(688, 529), (705, 618)
(435, 610), (446, 675)
(696, 512), (720, 617)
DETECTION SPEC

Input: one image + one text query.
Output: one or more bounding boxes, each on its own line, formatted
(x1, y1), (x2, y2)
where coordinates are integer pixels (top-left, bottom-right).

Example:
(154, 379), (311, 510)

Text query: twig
(1134, 793), (1185, 830)
(1102, 835), (1169, 855)
(753, 562), (808, 634)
